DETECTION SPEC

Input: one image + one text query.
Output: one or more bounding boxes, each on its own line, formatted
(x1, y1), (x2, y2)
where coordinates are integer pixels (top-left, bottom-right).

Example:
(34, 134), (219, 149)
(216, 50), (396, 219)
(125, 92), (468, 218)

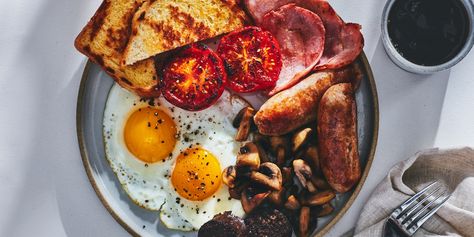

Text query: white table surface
(0, 0), (473, 236)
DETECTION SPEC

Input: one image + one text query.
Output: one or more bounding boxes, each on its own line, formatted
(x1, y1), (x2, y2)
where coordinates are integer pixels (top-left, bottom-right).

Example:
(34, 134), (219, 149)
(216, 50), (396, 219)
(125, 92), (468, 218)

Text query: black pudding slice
(198, 211), (247, 237)
(245, 207), (293, 237)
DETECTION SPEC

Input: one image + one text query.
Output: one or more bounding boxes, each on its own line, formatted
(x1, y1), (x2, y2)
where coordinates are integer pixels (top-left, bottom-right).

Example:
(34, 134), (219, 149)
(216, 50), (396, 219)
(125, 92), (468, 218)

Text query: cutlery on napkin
(354, 147), (474, 237)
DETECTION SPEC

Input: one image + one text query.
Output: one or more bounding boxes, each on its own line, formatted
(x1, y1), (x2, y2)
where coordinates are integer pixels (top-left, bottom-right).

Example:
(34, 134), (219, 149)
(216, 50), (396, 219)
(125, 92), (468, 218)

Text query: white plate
(76, 53), (378, 237)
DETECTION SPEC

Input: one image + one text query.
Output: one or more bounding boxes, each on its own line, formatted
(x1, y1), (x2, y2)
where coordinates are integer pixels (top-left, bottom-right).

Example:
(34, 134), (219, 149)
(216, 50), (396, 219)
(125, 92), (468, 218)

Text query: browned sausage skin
(317, 83), (360, 193)
(254, 66), (358, 136)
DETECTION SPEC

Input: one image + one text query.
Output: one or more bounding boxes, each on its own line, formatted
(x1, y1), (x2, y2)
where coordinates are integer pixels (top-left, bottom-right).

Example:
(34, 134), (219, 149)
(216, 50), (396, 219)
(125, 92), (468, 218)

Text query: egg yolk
(124, 107), (177, 163)
(171, 147), (222, 201)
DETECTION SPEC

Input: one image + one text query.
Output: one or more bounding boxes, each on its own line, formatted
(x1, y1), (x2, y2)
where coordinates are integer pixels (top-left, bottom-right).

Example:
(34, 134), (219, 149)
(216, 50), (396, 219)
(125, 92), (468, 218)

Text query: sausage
(317, 83), (360, 193)
(254, 66), (359, 136)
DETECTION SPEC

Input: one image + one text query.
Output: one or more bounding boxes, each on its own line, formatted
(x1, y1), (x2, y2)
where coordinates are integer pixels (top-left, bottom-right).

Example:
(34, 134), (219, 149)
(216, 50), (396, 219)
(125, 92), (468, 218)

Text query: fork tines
(389, 181), (451, 236)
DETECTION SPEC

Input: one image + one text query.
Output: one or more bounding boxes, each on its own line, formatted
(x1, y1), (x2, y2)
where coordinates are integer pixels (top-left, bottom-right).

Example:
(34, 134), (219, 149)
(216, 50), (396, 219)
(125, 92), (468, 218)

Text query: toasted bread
(122, 0), (248, 65)
(75, 0), (160, 98)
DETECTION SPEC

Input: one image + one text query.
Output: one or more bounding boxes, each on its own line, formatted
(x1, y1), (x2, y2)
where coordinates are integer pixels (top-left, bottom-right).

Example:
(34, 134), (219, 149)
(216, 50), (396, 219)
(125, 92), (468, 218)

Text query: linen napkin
(353, 147), (474, 237)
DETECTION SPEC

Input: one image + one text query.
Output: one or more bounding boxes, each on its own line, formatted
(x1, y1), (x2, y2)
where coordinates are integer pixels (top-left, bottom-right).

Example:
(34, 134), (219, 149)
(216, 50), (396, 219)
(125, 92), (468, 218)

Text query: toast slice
(75, 0), (160, 98)
(122, 0), (248, 65)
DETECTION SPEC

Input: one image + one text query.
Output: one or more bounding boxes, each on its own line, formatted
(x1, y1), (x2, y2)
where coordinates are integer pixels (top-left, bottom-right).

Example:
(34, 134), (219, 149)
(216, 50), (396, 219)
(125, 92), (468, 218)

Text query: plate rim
(76, 52), (379, 237)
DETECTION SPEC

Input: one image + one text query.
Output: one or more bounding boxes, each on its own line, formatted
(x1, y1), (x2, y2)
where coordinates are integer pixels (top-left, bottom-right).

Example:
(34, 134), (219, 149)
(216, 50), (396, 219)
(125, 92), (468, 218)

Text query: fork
(383, 181), (451, 237)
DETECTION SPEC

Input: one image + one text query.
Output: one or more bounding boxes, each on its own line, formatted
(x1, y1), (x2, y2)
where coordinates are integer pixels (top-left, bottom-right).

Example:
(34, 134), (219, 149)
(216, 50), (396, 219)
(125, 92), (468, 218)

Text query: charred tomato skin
(161, 43), (227, 111)
(217, 26), (282, 93)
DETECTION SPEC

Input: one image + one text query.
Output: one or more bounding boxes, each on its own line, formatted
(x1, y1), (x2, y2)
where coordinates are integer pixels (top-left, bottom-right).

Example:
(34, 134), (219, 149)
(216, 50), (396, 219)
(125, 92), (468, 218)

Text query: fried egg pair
(103, 84), (247, 230)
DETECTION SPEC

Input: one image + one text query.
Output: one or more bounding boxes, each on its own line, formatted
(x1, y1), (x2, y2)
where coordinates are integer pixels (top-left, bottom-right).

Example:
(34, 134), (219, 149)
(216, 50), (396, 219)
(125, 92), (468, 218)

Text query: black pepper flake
(147, 99), (155, 106)
(142, 225), (146, 229)
(158, 119), (163, 124)
(147, 122), (151, 127)
(217, 198), (221, 202)
(161, 140), (165, 143)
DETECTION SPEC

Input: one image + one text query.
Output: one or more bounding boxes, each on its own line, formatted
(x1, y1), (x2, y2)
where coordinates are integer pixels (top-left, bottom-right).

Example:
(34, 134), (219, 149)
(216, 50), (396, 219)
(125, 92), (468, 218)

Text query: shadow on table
(371, 37), (450, 170)
(0, 0), (130, 237)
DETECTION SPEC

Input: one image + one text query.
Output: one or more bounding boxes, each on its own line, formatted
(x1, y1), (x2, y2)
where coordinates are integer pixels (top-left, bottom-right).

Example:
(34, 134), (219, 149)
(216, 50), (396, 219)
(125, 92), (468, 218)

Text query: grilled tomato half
(162, 43), (226, 111)
(217, 26), (282, 93)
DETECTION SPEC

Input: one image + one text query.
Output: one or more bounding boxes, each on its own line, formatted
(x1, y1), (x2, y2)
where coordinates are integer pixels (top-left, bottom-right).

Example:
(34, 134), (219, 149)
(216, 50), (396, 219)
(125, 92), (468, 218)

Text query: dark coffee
(387, 0), (470, 66)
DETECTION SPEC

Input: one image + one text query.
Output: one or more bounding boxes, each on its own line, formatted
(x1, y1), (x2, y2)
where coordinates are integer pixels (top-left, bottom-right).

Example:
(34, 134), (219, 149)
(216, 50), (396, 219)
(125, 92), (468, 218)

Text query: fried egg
(103, 83), (247, 231)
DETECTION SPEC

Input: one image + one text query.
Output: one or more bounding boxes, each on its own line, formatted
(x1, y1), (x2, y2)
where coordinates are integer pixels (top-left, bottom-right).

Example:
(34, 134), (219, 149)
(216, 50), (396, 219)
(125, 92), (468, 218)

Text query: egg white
(103, 83), (247, 231)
